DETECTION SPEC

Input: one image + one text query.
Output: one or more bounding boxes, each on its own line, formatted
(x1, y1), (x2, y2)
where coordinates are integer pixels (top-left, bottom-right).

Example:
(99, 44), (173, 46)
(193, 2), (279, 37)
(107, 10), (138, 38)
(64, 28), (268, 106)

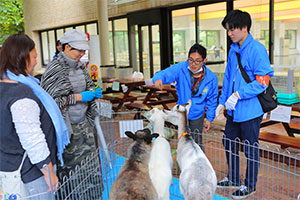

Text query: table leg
(114, 86), (134, 111)
(143, 89), (155, 108)
(282, 123), (297, 137)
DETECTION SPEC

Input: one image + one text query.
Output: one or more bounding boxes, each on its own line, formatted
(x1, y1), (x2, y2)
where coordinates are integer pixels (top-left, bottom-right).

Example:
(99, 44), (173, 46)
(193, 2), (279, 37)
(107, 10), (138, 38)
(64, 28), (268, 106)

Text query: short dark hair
(55, 40), (61, 54)
(0, 34), (35, 79)
(221, 10), (252, 32)
(188, 43), (207, 59)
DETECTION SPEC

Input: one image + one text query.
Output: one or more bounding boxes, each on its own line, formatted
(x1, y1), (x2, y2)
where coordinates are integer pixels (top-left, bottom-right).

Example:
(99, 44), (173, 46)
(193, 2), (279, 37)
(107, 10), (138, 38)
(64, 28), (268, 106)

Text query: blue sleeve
(152, 62), (182, 84)
(237, 47), (274, 99)
(206, 76), (219, 122)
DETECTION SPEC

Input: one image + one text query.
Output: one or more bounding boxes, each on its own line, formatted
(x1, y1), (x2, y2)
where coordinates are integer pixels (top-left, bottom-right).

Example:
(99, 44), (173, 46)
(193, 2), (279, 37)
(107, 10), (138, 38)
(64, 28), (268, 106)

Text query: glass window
(39, 22), (100, 66)
(173, 30), (186, 60)
(56, 29), (64, 41)
(172, 7), (195, 63)
(234, 1), (270, 52)
(41, 31), (49, 65)
(198, 2), (226, 63)
(141, 26), (150, 79)
(152, 25), (160, 75)
(260, 30), (269, 49)
(114, 18), (129, 66)
(108, 20), (114, 65)
(65, 27), (73, 32)
(48, 30), (56, 60)
(273, 0), (299, 65)
(87, 23), (97, 35)
(197, 2), (226, 85)
(285, 30), (297, 49)
(76, 25), (85, 33)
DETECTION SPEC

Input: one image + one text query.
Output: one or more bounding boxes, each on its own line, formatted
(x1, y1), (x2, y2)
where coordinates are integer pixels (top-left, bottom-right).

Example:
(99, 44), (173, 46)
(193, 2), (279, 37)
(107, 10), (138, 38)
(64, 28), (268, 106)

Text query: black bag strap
(236, 52), (251, 83)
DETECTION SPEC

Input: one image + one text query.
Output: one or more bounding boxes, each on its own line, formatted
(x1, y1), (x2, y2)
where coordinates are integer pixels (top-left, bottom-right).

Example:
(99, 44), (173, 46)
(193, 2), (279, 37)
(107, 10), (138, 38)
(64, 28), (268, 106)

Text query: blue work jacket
(152, 61), (219, 122)
(219, 33), (274, 122)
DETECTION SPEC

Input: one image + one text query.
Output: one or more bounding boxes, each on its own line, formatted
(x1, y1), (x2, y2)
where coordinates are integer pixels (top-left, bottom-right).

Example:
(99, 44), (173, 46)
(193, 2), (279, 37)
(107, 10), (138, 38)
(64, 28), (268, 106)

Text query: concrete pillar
(97, 0), (110, 65)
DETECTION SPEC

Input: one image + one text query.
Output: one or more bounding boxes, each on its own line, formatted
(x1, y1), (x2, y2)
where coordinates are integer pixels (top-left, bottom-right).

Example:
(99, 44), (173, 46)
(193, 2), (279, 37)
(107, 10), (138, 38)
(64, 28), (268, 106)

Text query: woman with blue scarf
(0, 34), (69, 199)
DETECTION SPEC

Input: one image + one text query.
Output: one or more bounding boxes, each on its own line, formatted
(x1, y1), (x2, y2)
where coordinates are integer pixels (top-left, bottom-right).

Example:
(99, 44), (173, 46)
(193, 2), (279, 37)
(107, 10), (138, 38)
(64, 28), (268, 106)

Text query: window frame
(39, 21), (98, 66)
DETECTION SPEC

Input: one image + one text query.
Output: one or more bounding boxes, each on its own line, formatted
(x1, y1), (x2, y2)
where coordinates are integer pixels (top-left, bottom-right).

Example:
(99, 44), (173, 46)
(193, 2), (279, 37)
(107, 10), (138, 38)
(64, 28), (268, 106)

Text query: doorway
(128, 8), (171, 79)
(135, 24), (160, 79)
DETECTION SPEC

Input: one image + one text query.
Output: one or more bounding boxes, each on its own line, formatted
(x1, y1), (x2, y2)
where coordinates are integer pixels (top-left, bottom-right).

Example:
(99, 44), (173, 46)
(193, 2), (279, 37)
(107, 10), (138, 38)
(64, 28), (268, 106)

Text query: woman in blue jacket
(152, 43), (219, 150)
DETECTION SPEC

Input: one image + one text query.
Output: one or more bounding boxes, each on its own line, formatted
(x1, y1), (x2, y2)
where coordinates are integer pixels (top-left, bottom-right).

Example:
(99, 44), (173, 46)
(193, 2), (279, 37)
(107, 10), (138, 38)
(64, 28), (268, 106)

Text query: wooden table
(260, 105), (300, 137)
(141, 84), (178, 110)
(101, 78), (145, 111)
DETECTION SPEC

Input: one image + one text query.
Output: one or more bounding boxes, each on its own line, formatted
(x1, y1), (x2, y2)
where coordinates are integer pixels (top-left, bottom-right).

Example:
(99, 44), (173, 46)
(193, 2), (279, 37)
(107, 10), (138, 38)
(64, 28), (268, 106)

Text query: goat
(164, 100), (192, 138)
(145, 107), (173, 200)
(109, 129), (159, 200)
(166, 102), (217, 200)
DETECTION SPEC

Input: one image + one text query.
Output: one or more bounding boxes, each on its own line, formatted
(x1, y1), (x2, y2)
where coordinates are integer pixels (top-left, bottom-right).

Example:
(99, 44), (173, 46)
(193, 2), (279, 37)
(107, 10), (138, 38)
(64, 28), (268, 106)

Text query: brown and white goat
(109, 129), (159, 200)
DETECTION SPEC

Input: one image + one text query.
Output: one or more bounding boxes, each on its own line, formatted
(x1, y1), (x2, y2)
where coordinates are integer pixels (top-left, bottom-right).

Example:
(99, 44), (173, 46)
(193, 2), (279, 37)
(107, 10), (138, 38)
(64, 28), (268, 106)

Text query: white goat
(166, 102), (217, 200)
(109, 129), (159, 200)
(164, 101), (192, 138)
(146, 107), (173, 200)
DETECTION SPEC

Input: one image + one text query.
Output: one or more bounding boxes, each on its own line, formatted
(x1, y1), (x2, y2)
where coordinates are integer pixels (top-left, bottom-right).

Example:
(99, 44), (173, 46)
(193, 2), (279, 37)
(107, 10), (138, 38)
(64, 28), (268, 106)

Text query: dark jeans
(223, 114), (263, 189)
(189, 114), (205, 151)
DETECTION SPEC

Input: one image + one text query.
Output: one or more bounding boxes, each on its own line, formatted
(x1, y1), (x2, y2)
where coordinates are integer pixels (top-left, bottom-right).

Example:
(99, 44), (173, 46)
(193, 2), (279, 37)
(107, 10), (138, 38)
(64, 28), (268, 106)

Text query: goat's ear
(151, 133), (159, 139)
(144, 132), (158, 144)
(125, 131), (136, 140)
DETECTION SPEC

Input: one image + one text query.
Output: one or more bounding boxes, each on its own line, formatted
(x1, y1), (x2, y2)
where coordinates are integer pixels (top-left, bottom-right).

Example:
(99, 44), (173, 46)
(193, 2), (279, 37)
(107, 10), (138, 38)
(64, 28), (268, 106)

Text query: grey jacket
(40, 53), (98, 135)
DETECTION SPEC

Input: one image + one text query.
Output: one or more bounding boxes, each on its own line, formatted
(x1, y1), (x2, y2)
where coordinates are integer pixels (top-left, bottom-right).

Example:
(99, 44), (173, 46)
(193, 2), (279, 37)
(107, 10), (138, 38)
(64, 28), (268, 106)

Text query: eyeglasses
(188, 57), (203, 65)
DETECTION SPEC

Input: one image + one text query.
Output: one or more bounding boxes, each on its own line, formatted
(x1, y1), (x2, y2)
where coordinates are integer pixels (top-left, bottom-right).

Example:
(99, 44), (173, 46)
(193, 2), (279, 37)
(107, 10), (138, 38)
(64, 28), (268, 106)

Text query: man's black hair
(188, 43), (207, 59)
(221, 10), (252, 32)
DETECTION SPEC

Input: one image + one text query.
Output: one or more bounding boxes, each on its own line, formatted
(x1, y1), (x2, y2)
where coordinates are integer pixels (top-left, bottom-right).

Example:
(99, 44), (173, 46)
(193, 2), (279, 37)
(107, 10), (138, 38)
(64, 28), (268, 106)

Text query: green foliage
(0, 0), (24, 44)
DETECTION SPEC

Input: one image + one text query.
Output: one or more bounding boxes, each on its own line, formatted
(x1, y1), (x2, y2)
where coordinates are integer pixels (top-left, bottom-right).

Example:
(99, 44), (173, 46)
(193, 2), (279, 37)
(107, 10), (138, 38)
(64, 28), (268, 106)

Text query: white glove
(215, 104), (224, 119)
(225, 93), (239, 110)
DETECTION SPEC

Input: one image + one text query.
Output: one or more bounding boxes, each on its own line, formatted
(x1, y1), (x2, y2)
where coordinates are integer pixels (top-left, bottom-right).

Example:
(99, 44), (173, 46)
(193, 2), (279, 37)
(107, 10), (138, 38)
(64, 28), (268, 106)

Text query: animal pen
(11, 110), (300, 200)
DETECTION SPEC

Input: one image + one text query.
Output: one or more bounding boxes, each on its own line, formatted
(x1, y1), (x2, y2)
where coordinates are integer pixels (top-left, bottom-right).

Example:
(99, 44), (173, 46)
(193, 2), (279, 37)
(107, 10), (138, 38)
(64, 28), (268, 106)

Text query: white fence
(13, 110), (299, 200)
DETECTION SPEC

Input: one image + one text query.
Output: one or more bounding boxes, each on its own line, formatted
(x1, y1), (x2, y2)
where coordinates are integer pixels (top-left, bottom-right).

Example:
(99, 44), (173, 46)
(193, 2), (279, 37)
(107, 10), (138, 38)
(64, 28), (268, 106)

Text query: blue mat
(99, 150), (228, 200)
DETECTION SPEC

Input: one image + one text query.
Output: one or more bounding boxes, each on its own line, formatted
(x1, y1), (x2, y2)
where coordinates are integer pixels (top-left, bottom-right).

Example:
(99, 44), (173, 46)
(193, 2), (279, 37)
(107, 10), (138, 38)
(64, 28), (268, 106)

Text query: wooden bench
(259, 131), (300, 149)
(125, 102), (150, 111)
(258, 132), (300, 166)
(230, 132), (300, 166)
(102, 95), (138, 104)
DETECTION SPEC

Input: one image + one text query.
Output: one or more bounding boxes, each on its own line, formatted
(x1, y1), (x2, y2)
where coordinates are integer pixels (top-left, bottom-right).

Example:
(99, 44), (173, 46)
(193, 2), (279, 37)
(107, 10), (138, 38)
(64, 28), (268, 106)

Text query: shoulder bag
(236, 52), (277, 113)
(0, 152), (28, 199)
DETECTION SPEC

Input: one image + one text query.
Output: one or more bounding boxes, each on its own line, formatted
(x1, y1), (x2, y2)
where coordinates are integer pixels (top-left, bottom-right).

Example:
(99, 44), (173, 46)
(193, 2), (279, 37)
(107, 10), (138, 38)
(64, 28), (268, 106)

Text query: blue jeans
(24, 165), (56, 200)
(223, 115), (262, 189)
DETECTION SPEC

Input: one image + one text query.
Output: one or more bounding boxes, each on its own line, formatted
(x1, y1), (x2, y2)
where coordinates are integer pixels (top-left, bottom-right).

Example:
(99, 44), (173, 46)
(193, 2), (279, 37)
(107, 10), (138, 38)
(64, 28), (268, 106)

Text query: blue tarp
(99, 150), (228, 200)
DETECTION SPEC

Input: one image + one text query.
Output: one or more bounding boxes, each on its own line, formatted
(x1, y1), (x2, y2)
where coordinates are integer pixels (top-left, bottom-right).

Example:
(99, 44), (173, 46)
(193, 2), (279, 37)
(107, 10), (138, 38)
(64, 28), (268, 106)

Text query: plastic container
(100, 65), (116, 79)
(115, 66), (133, 80)
(271, 65), (300, 94)
(277, 92), (300, 105)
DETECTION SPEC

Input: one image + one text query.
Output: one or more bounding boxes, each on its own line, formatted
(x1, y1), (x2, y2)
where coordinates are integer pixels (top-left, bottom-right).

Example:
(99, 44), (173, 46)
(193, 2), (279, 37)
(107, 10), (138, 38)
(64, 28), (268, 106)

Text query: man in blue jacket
(216, 10), (274, 199)
(152, 43), (219, 151)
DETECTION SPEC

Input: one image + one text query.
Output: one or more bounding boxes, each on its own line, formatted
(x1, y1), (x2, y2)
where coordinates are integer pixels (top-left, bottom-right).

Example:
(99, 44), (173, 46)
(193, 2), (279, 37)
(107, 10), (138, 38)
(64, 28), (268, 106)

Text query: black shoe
(217, 177), (240, 189)
(232, 185), (256, 199)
